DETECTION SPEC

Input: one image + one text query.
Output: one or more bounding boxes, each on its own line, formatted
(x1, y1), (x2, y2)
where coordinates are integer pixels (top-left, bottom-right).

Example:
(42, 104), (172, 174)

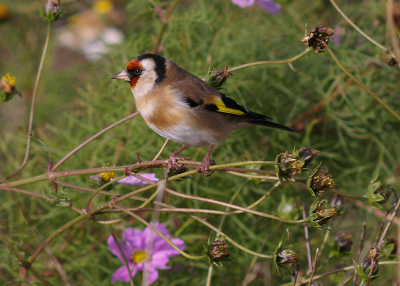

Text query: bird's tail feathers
(248, 119), (302, 133)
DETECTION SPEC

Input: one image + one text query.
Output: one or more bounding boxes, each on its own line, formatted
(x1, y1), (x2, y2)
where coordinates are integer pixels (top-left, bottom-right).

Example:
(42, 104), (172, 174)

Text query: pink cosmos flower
(115, 173), (158, 185)
(108, 223), (185, 284)
(232, 0), (281, 15)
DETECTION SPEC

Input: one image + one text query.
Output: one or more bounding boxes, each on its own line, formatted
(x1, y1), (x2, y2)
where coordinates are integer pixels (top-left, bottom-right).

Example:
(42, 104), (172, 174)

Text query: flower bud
(388, 57), (397, 66)
(208, 239), (230, 262)
(369, 247), (380, 259)
(40, 0), (62, 24)
(308, 167), (335, 195)
(0, 73), (18, 104)
(276, 151), (305, 179)
(313, 205), (337, 225)
(374, 185), (391, 205)
(299, 147), (319, 168)
(276, 249), (300, 267)
(45, 0), (61, 14)
(334, 235), (353, 253)
(302, 26), (335, 53)
(90, 163), (116, 190)
(205, 66), (233, 89)
(361, 257), (379, 275)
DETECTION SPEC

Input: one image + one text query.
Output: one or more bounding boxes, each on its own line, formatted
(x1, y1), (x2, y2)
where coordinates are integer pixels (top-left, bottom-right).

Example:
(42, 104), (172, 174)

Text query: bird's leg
(164, 145), (188, 181)
(197, 144), (216, 177)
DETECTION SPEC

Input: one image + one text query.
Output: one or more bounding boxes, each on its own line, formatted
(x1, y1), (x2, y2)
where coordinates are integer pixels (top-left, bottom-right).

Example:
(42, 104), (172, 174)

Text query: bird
(111, 53), (301, 180)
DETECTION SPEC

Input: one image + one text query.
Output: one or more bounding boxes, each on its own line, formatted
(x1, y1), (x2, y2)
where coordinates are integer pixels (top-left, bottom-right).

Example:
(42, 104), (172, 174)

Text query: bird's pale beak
(111, 69), (131, 82)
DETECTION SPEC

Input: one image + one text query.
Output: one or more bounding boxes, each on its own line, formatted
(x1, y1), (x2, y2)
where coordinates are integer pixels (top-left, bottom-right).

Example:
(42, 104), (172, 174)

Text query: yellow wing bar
(205, 96), (246, 116)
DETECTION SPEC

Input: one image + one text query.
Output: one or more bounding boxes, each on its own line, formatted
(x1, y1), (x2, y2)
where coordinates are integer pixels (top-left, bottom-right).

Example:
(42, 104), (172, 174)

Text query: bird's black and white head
(111, 53), (167, 97)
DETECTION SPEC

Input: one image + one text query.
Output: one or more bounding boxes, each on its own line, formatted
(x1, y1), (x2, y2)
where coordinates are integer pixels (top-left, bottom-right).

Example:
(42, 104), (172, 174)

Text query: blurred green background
(0, 0), (399, 285)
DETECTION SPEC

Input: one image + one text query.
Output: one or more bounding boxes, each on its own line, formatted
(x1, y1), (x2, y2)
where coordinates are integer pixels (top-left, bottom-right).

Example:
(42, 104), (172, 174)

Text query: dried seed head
(276, 151), (305, 179)
(210, 65), (233, 88)
(276, 249), (300, 267)
(299, 147), (319, 168)
(302, 26), (334, 53)
(361, 257), (379, 275)
(313, 205), (337, 225)
(309, 167), (335, 195)
(208, 240), (230, 262)
(369, 247), (380, 259)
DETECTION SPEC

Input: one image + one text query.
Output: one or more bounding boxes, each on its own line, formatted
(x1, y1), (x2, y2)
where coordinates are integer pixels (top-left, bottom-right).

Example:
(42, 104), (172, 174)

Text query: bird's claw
(164, 155), (188, 181)
(196, 159), (216, 177)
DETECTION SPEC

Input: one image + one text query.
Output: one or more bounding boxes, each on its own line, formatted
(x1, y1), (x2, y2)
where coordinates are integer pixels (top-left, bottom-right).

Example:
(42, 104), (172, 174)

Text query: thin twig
(278, 261), (398, 286)
(165, 188), (309, 224)
(228, 48), (312, 72)
(329, 0), (396, 59)
(189, 214), (273, 259)
(302, 202), (313, 276)
(377, 197), (400, 249)
(366, 259), (377, 286)
(51, 112), (139, 171)
(12, 193), (72, 285)
(353, 222), (366, 286)
(205, 264), (213, 286)
(308, 248), (319, 286)
(387, 0), (400, 68)
(2, 159), (275, 188)
(151, 0), (181, 54)
(1, 23), (52, 183)
(286, 228), (297, 285)
(152, 139), (169, 161)
(0, 232), (53, 286)
(109, 223), (134, 286)
(323, 44), (400, 122)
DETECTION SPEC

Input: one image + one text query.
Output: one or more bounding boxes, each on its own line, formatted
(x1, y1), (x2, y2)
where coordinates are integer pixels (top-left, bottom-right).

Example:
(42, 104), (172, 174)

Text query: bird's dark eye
(128, 68), (142, 77)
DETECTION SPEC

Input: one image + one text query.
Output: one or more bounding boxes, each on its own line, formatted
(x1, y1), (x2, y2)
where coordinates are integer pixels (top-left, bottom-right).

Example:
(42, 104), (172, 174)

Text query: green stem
(191, 214), (273, 259)
(0, 23), (52, 183)
(330, 189), (366, 200)
(279, 261), (397, 286)
(151, 0), (181, 54)
(28, 214), (87, 264)
(228, 48), (312, 72)
(2, 160), (275, 188)
(108, 220), (135, 286)
(329, 0), (395, 57)
(164, 187), (309, 224)
(52, 112), (139, 171)
(325, 44), (400, 122)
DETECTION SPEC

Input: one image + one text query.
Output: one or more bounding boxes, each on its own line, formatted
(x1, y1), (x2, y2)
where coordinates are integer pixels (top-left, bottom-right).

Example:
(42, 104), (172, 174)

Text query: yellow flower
(1, 73), (16, 89)
(98, 163), (116, 183)
(93, 0), (113, 15)
(0, 4), (9, 21)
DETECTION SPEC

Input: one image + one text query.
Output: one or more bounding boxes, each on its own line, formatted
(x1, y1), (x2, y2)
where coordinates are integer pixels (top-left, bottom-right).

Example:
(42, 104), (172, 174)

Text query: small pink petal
(150, 252), (171, 269)
(147, 267), (159, 285)
(107, 236), (132, 264)
(116, 173), (158, 186)
(122, 227), (146, 250)
(232, 0), (256, 8)
(256, 0), (281, 15)
(111, 265), (138, 283)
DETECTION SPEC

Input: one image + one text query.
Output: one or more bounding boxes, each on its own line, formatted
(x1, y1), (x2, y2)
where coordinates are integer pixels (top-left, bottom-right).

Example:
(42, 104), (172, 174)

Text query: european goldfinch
(111, 53), (300, 180)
